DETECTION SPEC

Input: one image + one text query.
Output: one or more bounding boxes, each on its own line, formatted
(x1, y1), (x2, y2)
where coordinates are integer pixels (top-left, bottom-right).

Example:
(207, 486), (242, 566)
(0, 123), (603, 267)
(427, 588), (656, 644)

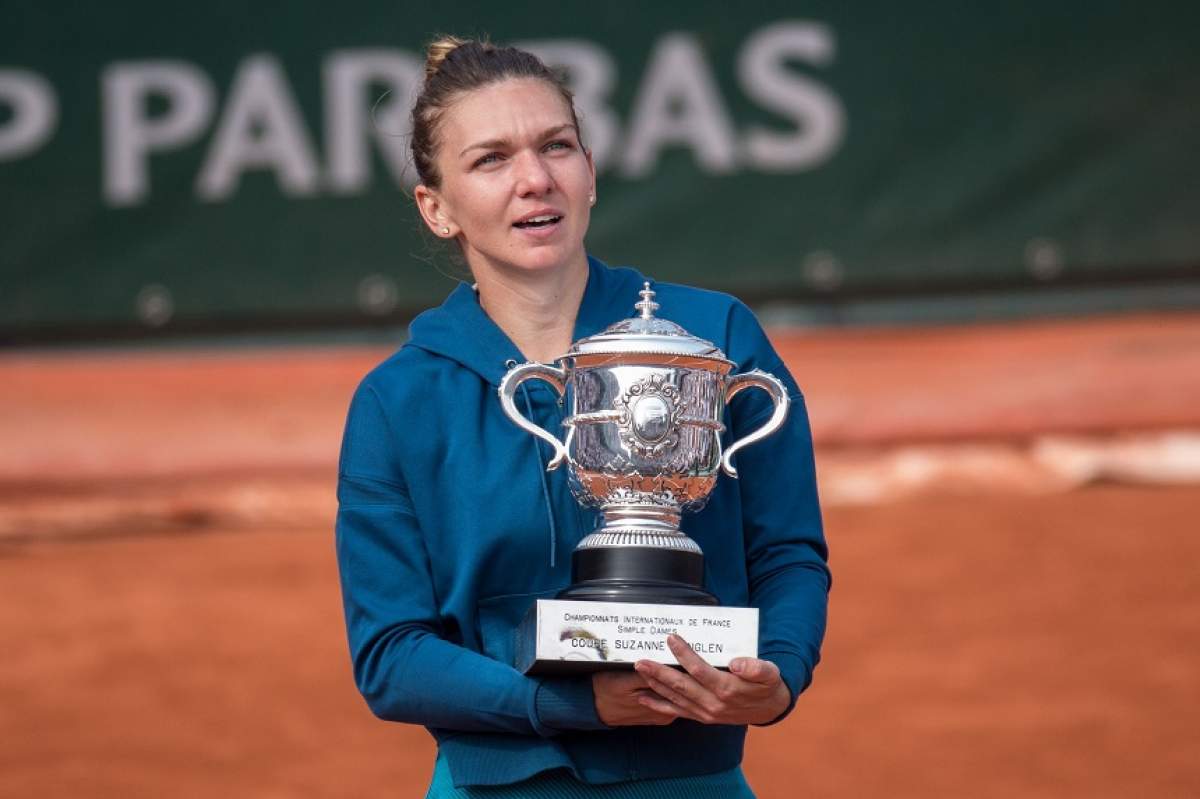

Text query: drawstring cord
(511, 360), (559, 570)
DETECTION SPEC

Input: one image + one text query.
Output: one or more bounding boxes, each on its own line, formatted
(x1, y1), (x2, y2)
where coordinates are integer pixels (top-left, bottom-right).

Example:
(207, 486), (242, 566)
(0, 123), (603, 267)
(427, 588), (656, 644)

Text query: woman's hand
(591, 670), (679, 726)
(633, 634), (791, 726)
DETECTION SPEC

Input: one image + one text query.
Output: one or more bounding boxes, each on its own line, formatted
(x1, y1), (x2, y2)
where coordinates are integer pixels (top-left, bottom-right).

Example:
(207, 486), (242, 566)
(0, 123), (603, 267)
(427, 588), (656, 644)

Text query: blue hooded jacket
(335, 257), (830, 788)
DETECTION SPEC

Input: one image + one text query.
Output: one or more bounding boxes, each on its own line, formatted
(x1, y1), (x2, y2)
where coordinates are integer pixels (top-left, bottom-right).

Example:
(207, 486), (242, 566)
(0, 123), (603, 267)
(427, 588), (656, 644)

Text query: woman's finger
(638, 670), (709, 719)
(729, 657), (781, 685)
(635, 659), (712, 707)
(636, 693), (689, 722)
(666, 634), (730, 694)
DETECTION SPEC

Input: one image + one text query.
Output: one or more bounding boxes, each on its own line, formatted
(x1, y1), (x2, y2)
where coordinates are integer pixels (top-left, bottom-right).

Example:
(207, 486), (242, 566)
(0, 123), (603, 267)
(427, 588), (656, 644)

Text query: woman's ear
(414, 185), (457, 238)
(585, 149), (597, 205)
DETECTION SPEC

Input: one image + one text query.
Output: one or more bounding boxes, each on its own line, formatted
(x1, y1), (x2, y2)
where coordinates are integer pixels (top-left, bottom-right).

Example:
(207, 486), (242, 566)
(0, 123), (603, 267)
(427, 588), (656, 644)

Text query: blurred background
(2, 2), (1198, 796)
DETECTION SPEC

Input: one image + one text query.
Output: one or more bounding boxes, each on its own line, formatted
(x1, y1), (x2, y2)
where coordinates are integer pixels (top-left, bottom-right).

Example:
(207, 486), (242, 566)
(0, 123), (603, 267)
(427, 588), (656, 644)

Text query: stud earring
(440, 226), (450, 235)
(588, 193), (596, 206)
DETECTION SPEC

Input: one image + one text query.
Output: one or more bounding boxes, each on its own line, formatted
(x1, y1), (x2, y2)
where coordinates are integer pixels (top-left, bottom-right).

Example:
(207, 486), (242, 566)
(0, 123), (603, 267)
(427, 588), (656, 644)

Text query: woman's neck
(473, 256), (589, 363)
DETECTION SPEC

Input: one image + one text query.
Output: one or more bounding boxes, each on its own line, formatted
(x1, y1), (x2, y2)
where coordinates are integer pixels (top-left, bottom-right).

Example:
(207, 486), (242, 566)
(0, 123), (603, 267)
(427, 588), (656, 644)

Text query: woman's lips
(512, 213), (563, 228)
(512, 215), (564, 239)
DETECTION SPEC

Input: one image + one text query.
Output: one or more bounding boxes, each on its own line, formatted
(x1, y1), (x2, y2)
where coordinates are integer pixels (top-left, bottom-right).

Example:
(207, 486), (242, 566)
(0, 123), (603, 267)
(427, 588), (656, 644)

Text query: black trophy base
(556, 545), (718, 606)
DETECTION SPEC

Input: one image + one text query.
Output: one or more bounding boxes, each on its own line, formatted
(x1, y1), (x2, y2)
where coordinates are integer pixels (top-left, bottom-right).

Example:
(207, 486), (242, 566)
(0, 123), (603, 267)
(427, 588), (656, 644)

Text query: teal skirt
(425, 753), (756, 798)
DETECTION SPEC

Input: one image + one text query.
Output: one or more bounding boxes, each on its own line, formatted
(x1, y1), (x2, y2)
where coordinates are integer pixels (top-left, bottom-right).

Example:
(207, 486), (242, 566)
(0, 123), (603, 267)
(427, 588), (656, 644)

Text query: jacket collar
(406, 256), (649, 387)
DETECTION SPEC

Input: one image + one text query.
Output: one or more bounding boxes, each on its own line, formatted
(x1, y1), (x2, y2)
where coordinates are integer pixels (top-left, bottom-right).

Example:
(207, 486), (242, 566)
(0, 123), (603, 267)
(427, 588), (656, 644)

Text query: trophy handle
(721, 369), (790, 478)
(498, 361), (570, 470)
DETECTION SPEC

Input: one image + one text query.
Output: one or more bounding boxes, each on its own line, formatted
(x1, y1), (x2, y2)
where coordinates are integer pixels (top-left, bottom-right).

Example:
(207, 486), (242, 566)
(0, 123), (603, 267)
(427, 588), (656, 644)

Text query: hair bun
(424, 35), (470, 82)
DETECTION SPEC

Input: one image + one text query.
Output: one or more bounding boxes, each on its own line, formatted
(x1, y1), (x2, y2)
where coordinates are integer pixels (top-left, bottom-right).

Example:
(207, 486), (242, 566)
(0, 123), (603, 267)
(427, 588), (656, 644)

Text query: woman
(335, 36), (830, 797)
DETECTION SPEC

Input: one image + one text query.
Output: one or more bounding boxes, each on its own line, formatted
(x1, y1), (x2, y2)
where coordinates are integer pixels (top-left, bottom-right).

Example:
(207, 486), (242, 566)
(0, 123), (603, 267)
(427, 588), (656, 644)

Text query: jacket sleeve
(334, 381), (608, 736)
(724, 301), (832, 724)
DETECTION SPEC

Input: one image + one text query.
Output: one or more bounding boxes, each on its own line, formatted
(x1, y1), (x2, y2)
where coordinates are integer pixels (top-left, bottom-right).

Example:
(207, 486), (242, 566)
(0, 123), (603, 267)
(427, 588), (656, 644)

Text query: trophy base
(557, 545), (717, 606)
(518, 599), (759, 675)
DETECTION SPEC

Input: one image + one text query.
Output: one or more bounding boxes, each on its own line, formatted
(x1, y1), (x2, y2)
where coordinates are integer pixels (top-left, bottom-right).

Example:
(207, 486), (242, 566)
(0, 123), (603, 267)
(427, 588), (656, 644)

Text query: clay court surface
(2, 311), (1198, 797)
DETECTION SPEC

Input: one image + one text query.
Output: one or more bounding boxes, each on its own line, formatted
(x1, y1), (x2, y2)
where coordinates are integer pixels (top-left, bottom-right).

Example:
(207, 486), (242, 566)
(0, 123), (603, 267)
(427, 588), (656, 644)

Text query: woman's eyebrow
(459, 124), (578, 157)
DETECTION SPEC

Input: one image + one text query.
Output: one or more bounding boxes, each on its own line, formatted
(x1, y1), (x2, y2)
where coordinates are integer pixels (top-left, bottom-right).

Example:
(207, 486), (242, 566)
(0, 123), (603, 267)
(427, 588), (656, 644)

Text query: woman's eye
(473, 152), (502, 168)
(544, 139), (573, 152)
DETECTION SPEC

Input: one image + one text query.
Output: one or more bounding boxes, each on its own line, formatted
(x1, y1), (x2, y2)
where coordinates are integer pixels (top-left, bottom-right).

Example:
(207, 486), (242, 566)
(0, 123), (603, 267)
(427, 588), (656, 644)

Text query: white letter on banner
(0, 70), (58, 161)
(738, 21), (845, 171)
(102, 61), (215, 207)
(323, 50), (422, 193)
(196, 55), (320, 202)
(621, 33), (737, 178)
(516, 40), (620, 173)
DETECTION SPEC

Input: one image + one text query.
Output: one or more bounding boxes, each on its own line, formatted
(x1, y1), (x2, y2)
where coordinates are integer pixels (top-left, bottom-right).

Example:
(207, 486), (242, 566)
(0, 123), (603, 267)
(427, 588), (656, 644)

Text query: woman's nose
(513, 151), (553, 196)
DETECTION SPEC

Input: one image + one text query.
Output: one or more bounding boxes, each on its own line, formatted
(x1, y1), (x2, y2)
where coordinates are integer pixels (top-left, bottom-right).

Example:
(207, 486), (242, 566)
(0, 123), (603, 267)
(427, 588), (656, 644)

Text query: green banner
(3, 1), (1198, 338)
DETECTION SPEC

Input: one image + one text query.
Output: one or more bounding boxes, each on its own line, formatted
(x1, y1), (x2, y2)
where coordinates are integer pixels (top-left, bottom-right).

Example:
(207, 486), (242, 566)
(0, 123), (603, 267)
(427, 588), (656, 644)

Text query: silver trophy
(500, 283), (789, 608)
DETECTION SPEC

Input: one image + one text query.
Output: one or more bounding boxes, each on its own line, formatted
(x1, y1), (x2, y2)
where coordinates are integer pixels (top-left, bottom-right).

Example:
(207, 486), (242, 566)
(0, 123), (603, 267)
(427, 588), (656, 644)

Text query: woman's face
(417, 78), (595, 280)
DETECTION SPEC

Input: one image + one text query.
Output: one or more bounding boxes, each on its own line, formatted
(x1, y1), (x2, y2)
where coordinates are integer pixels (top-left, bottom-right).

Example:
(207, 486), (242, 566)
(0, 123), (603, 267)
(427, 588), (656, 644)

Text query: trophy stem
(599, 504), (682, 532)
(557, 502), (718, 606)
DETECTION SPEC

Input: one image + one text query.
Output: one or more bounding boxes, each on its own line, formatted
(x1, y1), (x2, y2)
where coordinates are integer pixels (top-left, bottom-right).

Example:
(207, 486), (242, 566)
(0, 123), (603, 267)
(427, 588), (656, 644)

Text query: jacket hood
(406, 256), (650, 385)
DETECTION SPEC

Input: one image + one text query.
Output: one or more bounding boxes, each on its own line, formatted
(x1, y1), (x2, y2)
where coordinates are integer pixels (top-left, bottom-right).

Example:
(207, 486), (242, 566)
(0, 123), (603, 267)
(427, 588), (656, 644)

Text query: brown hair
(411, 35), (583, 188)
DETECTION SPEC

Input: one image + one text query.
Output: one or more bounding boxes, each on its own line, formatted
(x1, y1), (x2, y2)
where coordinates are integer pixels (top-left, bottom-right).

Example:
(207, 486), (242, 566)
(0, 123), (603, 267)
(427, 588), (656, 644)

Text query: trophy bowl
(499, 283), (789, 605)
